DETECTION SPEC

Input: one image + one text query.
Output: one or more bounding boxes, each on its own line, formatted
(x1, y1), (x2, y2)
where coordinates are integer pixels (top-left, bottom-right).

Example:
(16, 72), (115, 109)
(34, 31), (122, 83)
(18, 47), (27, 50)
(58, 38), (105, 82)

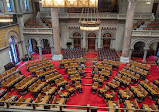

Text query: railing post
(87, 107), (89, 112)
(60, 106), (63, 112)
(6, 103), (9, 108)
(33, 104), (36, 110)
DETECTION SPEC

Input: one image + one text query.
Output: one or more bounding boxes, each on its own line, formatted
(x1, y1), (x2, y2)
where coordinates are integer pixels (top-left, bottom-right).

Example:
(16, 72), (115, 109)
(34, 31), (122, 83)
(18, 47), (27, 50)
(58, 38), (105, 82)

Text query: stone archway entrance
(103, 33), (111, 48)
(73, 32), (81, 48)
(88, 33), (96, 50)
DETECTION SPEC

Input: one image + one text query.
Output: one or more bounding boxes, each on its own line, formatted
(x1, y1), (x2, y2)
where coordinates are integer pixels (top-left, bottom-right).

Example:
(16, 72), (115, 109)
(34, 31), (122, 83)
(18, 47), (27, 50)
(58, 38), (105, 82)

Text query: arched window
(24, 0), (29, 11)
(0, 1), (3, 12)
(103, 33), (111, 37)
(88, 33), (96, 37)
(6, 0), (12, 12)
(8, 36), (19, 64)
(73, 32), (81, 37)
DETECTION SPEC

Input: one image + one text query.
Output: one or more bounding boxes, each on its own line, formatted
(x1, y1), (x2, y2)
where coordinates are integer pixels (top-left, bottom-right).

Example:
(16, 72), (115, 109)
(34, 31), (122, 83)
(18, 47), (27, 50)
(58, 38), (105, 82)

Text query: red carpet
(4, 50), (159, 111)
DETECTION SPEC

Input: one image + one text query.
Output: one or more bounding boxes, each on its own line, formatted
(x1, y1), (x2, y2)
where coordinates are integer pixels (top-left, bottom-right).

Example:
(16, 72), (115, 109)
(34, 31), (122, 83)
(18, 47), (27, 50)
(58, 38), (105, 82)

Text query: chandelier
(41, 0), (98, 8)
(0, 14), (13, 22)
(79, 8), (101, 31)
(146, 0), (151, 4)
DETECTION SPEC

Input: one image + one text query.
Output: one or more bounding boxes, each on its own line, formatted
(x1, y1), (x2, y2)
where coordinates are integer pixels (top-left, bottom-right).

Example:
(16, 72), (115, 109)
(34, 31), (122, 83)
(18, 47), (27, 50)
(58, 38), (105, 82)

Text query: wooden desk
(19, 78), (37, 90)
(48, 87), (57, 95)
(58, 98), (65, 105)
(33, 82), (46, 93)
(39, 95), (50, 107)
(22, 98), (32, 106)
(130, 86), (144, 97)
(8, 95), (18, 103)
(119, 90), (127, 98)
(124, 100), (134, 112)
(107, 101), (115, 112)
(142, 104), (150, 111)
(107, 82), (117, 88)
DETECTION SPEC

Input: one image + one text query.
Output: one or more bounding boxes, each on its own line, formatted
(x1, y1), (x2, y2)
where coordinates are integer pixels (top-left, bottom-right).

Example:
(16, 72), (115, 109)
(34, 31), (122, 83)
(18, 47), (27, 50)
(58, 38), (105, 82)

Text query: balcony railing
(39, 11), (152, 20)
(132, 30), (159, 37)
(23, 28), (53, 35)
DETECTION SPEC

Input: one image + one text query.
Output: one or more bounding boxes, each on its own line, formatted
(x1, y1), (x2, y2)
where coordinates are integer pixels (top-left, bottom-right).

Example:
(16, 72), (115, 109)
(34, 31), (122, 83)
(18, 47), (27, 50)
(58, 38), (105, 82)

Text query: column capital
(129, 48), (134, 50)
(37, 45), (42, 47)
(50, 45), (54, 47)
(128, 0), (137, 2)
(144, 47), (149, 51)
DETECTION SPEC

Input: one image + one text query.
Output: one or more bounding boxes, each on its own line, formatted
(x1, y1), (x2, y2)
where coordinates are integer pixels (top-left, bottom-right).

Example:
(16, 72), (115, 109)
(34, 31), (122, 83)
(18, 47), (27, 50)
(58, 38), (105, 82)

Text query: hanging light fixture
(41, 0), (98, 8)
(79, 8), (101, 31)
(146, 0), (151, 4)
(0, 14), (13, 22)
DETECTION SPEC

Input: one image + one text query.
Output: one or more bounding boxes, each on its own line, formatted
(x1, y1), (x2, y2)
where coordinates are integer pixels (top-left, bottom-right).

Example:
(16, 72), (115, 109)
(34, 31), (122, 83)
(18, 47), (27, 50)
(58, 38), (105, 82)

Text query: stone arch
(71, 30), (82, 37)
(87, 31), (98, 37)
(5, 30), (19, 46)
(130, 39), (149, 49)
(39, 37), (52, 45)
(102, 31), (114, 38)
(148, 39), (159, 47)
(25, 37), (38, 45)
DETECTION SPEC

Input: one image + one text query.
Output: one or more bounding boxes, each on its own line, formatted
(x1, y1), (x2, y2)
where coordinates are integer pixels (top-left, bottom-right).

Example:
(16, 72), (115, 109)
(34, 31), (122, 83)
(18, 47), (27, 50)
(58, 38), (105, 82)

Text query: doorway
(103, 39), (111, 48)
(34, 2), (40, 16)
(103, 33), (112, 48)
(152, 3), (158, 16)
(88, 38), (96, 50)
(88, 33), (96, 50)
(73, 32), (81, 48)
(74, 38), (81, 48)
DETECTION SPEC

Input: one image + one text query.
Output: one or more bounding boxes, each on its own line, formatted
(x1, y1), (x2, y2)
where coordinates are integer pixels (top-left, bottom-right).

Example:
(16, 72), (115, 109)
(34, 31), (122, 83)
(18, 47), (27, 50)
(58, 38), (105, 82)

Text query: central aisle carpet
(6, 50), (159, 111)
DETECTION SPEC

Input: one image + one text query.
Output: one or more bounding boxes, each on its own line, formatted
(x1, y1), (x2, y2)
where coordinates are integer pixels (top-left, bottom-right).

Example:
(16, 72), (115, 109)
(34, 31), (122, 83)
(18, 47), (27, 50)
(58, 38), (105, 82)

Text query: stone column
(98, 26), (102, 48)
(120, 0), (137, 63)
(129, 48), (134, 61)
(142, 48), (149, 63)
(38, 45), (43, 59)
(26, 44), (31, 58)
(51, 8), (63, 60)
(82, 30), (86, 48)
(50, 45), (54, 60)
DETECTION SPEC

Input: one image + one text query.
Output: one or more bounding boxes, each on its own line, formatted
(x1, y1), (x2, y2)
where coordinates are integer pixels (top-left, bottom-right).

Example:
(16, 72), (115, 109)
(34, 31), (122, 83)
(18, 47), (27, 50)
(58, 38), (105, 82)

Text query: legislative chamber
(0, 0), (159, 112)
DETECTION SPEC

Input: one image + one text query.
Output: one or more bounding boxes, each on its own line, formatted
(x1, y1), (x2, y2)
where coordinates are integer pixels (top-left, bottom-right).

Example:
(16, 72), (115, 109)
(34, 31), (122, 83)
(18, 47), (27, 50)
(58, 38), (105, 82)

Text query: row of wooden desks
(47, 87), (57, 95)
(106, 82), (118, 89)
(6, 75), (25, 88)
(31, 65), (53, 74)
(123, 66), (147, 77)
(114, 76), (129, 85)
(18, 78), (38, 91)
(124, 100), (134, 112)
(118, 90), (127, 99)
(153, 80), (159, 87)
(22, 98), (33, 106)
(33, 82), (47, 93)
(119, 71), (138, 81)
(39, 95), (51, 108)
(139, 81), (159, 95)
(130, 86), (144, 98)
(141, 104), (151, 111)
(0, 71), (21, 83)
(27, 61), (49, 69)
(107, 101), (115, 112)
